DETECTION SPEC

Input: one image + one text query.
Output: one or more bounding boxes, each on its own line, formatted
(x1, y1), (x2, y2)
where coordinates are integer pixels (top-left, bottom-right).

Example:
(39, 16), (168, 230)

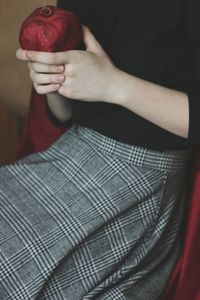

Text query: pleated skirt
(0, 124), (190, 299)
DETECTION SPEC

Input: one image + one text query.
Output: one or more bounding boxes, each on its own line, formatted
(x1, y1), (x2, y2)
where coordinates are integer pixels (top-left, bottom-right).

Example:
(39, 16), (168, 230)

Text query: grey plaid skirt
(0, 125), (190, 300)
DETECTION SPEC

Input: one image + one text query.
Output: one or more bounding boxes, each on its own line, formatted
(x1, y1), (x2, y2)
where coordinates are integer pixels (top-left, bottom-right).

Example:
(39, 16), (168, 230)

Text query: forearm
(46, 92), (72, 122)
(112, 70), (189, 139)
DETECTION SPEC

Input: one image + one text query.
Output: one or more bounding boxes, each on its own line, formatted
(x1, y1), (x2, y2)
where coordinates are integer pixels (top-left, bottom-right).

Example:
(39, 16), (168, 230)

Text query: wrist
(106, 68), (135, 107)
(47, 92), (72, 122)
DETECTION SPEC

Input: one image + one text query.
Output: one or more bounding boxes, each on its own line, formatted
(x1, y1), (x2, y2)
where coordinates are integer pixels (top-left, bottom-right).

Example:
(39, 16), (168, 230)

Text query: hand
(16, 26), (121, 103)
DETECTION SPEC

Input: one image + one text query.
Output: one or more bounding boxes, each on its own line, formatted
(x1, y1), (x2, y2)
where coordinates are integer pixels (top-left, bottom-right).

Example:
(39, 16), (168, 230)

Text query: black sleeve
(186, 0), (200, 144)
(57, 0), (67, 9)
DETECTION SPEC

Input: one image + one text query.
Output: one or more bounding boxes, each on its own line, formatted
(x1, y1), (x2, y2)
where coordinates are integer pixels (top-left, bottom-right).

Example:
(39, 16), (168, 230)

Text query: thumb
(82, 25), (104, 55)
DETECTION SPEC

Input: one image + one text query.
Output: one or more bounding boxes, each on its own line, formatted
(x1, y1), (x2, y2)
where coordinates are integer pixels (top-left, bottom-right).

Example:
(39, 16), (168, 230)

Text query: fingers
(30, 70), (65, 85)
(16, 48), (29, 61)
(28, 51), (70, 64)
(27, 59), (66, 94)
(28, 61), (64, 73)
(82, 25), (103, 55)
(33, 82), (61, 94)
(16, 48), (71, 64)
(28, 60), (65, 94)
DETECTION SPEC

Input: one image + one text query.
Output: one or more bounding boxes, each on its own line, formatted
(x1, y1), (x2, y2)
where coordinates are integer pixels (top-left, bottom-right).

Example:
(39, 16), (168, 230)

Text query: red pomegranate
(19, 6), (83, 52)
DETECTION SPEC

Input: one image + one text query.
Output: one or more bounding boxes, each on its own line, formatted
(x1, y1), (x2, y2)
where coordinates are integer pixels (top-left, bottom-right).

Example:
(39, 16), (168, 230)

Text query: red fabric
(17, 89), (200, 299)
(17, 88), (67, 159)
(161, 152), (200, 300)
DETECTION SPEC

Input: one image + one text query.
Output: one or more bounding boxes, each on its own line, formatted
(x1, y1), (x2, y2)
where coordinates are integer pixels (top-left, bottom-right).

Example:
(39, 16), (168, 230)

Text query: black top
(54, 0), (200, 150)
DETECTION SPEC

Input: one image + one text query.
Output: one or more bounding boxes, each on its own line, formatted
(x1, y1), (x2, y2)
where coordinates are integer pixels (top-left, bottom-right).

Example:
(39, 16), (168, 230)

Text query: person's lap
(0, 125), (190, 299)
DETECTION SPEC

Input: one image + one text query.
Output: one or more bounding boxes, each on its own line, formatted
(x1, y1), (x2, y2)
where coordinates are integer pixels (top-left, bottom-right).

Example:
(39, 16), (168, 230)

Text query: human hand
(16, 26), (121, 103)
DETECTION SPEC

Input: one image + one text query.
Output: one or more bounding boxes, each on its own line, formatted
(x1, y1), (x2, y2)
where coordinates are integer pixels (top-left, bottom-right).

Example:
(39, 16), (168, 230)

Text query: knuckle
(67, 65), (76, 77)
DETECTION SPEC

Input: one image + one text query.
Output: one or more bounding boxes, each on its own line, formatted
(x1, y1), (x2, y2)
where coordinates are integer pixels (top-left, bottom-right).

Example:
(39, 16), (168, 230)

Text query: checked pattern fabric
(0, 125), (190, 299)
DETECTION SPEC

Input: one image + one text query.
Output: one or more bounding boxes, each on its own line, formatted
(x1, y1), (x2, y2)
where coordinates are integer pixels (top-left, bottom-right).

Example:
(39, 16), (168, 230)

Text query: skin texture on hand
(46, 92), (73, 122)
(16, 26), (121, 103)
(16, 25), (189, 139)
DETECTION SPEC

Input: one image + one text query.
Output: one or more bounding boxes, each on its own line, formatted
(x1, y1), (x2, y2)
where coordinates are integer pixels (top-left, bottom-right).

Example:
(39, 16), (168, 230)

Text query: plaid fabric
(0, 125), (190, 300)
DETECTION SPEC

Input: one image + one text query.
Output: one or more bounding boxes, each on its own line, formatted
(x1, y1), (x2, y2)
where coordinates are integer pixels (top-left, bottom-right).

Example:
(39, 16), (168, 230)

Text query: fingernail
(58, 65), (64, 72)
(26, 51), (32, 59)
(57, 75), (64, 81)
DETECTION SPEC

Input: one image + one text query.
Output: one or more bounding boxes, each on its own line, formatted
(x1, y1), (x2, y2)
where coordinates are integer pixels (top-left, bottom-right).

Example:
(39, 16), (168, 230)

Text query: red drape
(17, 89), (200, 299)
(161, 152), (200, 300)
(16, 89), (66, 159)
